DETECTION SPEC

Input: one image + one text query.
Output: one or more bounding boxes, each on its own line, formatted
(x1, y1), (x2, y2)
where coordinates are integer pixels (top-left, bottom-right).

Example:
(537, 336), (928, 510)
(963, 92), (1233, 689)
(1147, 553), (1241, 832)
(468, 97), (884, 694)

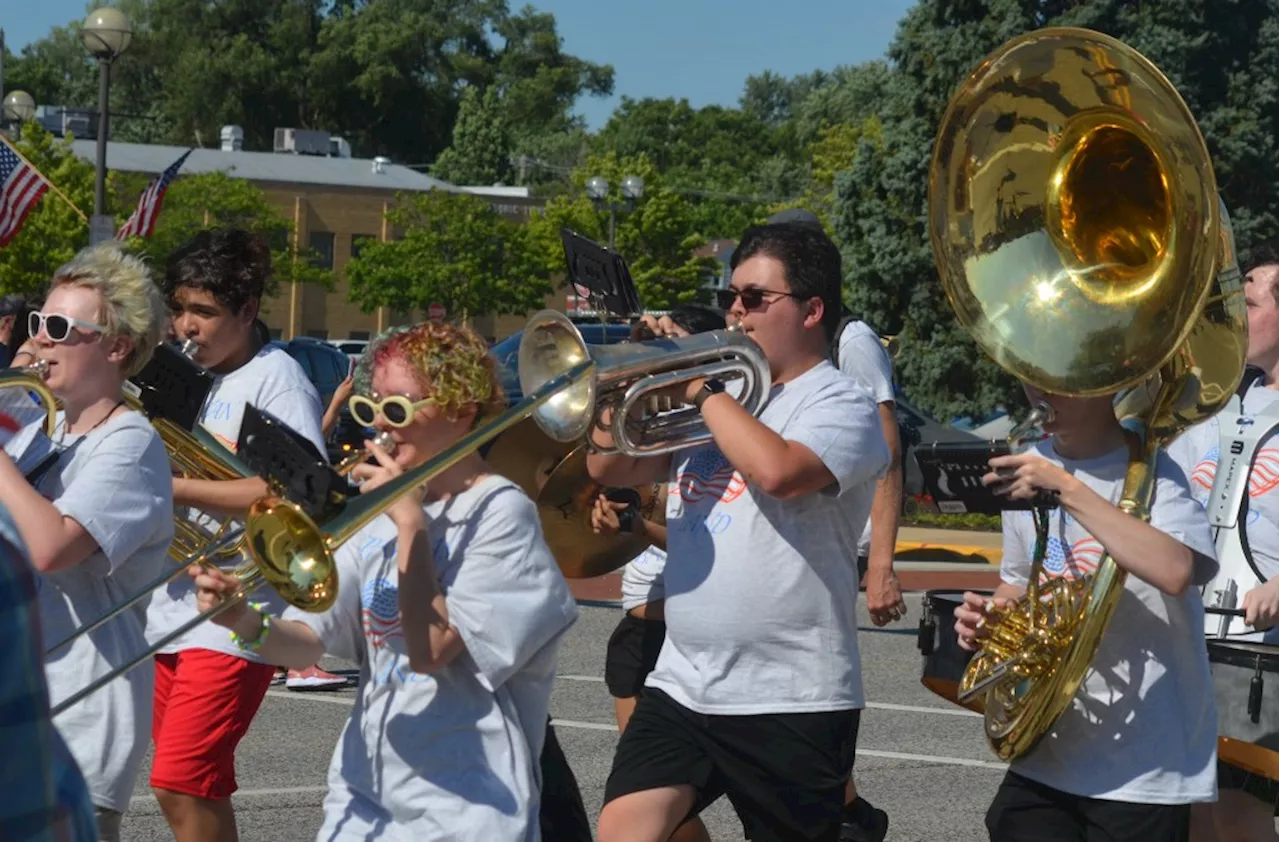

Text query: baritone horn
(517, 310), (772, 456)
(0, 359), (57, 438)
(928, 27), (1244, 760)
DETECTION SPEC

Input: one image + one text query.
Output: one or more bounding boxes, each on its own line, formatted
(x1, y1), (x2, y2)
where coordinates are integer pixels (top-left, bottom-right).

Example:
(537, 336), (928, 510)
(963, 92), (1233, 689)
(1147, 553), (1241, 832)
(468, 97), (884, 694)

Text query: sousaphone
(928, 27), (1246, 760)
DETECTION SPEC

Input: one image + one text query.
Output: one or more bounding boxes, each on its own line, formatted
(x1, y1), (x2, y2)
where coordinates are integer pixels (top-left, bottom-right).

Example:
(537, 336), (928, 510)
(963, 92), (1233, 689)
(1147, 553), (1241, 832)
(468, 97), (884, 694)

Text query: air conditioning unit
(273, 127), (332, 156)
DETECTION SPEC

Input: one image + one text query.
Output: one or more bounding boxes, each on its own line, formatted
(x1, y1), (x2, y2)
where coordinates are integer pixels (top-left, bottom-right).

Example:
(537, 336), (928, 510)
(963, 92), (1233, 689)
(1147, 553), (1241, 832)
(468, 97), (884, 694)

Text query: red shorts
(150, 649), (276, 798)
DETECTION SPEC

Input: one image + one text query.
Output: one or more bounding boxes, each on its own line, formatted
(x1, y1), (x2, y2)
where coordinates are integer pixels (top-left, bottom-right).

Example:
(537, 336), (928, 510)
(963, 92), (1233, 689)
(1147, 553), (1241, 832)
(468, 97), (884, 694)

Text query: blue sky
(4, 0), (915, 130)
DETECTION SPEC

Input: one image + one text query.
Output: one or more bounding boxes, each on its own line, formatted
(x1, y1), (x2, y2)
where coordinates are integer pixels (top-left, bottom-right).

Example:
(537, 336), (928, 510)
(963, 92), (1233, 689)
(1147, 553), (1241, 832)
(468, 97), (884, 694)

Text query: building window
(349, 331), (370, 340)
(269, 328), (283, 340)
(306, 329), (329, 340)
(309, 232), (335, 269)
(351, 234), (377, 261)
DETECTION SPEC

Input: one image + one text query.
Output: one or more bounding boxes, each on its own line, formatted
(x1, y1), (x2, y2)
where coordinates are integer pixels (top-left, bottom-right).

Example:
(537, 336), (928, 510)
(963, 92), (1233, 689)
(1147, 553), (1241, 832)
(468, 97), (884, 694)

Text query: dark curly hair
(163, 228), (272, 315)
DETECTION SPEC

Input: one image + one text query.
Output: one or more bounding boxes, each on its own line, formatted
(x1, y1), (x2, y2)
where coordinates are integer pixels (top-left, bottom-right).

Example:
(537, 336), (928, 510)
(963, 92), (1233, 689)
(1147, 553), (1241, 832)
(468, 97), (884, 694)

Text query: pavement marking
(265, 689), (355, 705)
(553, 676), (980, 718)
(551, 717), (618, 732)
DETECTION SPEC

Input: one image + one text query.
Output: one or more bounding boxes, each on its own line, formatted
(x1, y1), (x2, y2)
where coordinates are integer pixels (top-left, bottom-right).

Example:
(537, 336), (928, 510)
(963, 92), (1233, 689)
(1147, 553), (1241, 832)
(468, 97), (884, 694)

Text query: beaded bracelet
(229, 602), (272, 652)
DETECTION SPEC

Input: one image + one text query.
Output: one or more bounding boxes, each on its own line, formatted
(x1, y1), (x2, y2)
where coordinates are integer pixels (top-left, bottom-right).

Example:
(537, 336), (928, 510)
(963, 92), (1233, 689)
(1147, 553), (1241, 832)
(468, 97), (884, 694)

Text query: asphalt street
(116, 594), (1008, 841)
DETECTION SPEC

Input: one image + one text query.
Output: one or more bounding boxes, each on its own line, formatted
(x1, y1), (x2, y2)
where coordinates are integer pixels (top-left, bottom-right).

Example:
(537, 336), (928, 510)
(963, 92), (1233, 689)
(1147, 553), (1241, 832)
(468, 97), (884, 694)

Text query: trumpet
(44, 431), (396, 661)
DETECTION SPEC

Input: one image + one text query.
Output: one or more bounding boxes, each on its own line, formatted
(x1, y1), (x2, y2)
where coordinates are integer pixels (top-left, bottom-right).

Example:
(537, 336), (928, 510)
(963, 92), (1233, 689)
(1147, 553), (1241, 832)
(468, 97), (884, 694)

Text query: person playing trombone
(190, 320), (579, 841)
(0, 243), (172, 842)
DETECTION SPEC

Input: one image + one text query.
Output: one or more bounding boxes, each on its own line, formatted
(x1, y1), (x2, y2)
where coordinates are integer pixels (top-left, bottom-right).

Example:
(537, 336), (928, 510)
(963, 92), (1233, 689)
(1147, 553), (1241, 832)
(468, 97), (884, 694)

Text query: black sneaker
(839, 806), (889, 842)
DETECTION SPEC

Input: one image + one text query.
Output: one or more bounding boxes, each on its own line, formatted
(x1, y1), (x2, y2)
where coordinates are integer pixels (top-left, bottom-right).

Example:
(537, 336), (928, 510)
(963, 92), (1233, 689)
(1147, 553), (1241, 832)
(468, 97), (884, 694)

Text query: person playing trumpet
(0, 243), (173, 842)
(191, 321), (579, 841)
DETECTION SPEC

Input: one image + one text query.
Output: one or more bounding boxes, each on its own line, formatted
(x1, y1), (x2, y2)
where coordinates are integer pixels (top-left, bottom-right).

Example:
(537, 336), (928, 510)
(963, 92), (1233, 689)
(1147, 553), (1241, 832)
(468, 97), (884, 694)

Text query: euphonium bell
(0, 358), (58, 438)
(928, 27), (1244, 760)
(516, 310), (772, 456)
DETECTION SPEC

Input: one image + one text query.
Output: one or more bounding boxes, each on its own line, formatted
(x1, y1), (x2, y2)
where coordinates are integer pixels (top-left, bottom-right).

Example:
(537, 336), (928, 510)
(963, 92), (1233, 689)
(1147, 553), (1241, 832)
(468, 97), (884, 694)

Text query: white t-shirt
(1167, 381), (1278, 640)
(285, 475), (579, 840)
(999, 440), (1218, 804)
(22, 411), (174, 813)
(146, 345), (326, 662)
(645, 360), (888, 715)
(620, 545), (668, 612)
(835, 319), (896, 558)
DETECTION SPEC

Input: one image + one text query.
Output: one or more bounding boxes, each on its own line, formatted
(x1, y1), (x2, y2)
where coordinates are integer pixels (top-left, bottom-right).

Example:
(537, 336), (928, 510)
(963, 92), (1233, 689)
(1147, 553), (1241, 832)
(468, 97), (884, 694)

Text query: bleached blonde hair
(49, 243), (166, 377)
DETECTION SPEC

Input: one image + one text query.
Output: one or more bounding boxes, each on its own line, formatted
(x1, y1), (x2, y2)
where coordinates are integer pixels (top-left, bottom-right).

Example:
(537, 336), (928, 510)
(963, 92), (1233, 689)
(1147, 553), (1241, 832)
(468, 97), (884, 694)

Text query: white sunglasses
(29, 311), (107, 343)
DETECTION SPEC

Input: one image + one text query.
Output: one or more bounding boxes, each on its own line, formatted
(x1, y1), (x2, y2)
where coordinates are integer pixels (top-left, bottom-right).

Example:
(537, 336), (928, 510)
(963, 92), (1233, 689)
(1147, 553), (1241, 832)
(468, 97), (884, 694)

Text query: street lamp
(82, 6), (132, 241)
(2, 90), (36, 124)
(586, 174), (644, 249)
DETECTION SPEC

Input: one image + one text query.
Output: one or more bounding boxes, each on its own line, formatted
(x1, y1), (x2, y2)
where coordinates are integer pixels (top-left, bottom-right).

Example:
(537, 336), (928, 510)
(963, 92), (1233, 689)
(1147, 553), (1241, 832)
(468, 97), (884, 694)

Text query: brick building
(70, 133), (551, 342)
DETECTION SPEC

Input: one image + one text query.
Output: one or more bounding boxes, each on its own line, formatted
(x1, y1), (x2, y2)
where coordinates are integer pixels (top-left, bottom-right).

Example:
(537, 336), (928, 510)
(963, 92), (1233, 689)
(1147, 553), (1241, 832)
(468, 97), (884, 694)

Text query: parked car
(268, 337), (363, 464)
(330, 338), (369, 359)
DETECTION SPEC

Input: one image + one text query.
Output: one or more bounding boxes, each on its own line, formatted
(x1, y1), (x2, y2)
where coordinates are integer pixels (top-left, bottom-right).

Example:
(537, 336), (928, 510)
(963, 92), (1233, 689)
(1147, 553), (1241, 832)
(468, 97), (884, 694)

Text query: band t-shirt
(620, 545), (667, 612)
(1167, 381), (1278, 640)
(145, 345), (326, 663)
(24, 411), (174, 813)
(835, 319), (897, 559)
(285, 475), (578, 840)
(999, 441), (1218, 804)
(645, 360), (888, 715)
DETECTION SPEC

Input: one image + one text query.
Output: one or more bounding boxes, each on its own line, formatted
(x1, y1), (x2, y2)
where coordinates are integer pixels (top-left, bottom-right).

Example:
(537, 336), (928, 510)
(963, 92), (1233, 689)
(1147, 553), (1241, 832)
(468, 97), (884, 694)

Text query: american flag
(361, 577), (402, 648)
(1250, 447), (1278, 497)
(0, 139), (49, 248)
(676, 448), (747, 503)
(1191, 445), (1219, 493)
(1043, 535), (1104, 579)
(115, 149), (191, 240)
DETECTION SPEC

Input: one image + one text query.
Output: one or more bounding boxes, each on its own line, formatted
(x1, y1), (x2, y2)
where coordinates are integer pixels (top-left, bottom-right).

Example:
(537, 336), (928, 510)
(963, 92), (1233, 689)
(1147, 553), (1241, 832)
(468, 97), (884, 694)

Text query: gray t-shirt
(646, 360), (888, 714)
(836, 319), (896, 558)
(286, 475), (578, 839)
(27, 411), (174, 812)
(999, 441), (1217, 804)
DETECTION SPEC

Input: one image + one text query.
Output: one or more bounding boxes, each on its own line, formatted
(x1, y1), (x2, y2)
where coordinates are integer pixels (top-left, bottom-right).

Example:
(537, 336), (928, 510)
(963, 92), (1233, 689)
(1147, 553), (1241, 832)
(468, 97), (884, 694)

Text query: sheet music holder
(560, 228), (643, 317)
(124, 342), (215, 431)
(237, 405), (351, 522)
(914, 439), (1060, 515)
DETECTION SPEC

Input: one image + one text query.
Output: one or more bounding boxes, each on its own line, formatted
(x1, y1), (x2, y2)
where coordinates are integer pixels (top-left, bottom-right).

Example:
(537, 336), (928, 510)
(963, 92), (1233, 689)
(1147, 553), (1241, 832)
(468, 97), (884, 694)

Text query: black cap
(766, 208), (825, 232)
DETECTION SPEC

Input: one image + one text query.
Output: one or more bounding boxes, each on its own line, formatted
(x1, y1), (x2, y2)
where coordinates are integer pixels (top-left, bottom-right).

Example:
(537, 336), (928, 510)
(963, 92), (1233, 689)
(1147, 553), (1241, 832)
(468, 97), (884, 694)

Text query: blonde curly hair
(49, 243), (166, 377)
(355, 321), (505, 425)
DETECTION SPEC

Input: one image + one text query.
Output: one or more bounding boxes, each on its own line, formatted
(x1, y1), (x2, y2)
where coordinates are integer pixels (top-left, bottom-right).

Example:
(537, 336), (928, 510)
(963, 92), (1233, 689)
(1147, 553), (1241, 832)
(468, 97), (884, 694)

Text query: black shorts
(604, 687), (860, 842)
(604, 614), (667, 698)
(985, 771), (1190, 842)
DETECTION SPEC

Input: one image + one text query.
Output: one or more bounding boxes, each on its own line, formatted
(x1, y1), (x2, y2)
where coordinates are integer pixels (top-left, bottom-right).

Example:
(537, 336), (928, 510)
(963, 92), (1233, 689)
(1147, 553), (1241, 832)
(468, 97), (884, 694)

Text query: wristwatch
(693, 378), (726, 410)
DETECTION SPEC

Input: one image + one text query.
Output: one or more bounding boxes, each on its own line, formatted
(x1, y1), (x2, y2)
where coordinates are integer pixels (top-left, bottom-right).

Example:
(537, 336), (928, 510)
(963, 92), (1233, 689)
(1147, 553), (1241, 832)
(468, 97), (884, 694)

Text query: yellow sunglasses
(347, 393), (434, 428)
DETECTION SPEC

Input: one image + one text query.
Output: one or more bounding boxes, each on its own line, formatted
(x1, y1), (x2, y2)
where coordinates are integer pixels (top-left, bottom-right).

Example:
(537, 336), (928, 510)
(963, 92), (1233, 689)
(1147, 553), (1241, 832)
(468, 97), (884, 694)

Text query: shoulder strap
(830, 315), (856, 366)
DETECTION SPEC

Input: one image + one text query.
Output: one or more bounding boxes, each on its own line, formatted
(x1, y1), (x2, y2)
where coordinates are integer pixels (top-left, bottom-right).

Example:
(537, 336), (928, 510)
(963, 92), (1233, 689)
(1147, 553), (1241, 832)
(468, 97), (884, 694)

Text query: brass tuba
(928, 27), (1246, 760)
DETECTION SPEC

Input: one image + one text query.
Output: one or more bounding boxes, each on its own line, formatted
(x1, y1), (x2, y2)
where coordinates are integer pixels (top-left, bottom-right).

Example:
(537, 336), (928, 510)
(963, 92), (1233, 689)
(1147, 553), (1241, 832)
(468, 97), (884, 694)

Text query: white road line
(265, 689), (354, 705)
(551, 717), (618, 732)
(554, 676), (980, 718)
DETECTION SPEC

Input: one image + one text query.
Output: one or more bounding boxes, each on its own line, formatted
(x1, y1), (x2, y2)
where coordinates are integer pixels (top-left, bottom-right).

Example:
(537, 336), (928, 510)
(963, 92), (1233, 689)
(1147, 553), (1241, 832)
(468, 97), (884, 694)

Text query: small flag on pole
(0, 138), (51, 248)
(116, 149), (192, 240)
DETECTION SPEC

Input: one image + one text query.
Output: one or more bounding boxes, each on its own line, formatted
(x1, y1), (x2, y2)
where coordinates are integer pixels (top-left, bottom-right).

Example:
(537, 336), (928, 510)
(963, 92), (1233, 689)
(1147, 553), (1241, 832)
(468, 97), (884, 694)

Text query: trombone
(51, 358), (597, 716)
(43, 431), (396, 657)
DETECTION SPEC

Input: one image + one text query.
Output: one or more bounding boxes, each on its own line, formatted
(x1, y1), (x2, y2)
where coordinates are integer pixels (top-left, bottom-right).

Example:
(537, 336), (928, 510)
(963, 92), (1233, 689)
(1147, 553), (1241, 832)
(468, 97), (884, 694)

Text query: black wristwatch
(693, 378), (726, 410)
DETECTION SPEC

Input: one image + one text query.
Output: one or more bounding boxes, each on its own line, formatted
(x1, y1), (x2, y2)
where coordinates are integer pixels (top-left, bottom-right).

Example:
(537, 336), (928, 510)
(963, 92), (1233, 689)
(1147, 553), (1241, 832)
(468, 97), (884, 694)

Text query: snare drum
(1208, 639), (1279, 781)
(918, 590), (986, 713)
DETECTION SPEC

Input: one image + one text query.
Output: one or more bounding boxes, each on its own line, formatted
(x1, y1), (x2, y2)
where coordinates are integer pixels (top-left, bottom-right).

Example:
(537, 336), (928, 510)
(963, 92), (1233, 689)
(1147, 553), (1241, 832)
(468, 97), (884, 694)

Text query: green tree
(345, 190), (552, 321)
(430, 86), (513, 186)
(10, 0), (615, 163)
(833, 0), (1278, 421)
(0, 124), (100, 296)
(124, 170), (332, 300)
(525, 153), (719, 310)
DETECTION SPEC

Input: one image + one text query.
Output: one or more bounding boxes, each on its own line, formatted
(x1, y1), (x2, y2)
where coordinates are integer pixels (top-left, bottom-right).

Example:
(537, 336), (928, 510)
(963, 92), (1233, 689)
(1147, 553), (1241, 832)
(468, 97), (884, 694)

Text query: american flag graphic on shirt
(1190, 445), (1278, 498)
(1042, 534), (1105, 579)
(362, 577), (402, 648)
(675, 448), (747, 503)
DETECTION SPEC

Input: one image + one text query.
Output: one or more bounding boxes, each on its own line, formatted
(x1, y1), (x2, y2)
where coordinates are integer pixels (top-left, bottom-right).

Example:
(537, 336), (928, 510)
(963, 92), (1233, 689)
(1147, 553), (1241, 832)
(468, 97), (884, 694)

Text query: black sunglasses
(714, 287), (806, 311)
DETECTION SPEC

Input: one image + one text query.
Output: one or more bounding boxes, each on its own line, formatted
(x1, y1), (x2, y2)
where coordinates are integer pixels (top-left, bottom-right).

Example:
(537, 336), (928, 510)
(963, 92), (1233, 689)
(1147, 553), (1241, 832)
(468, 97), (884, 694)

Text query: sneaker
(286, 665), (348, 691)
(840, 806), (889, 842)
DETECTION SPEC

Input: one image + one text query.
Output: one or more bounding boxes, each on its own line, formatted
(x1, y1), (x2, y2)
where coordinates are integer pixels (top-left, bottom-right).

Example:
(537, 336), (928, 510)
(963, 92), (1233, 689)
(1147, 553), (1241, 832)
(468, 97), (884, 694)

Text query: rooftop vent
(372, 155), (391, 174)
(220, 125), (244, 152)
(273, 127), (332, 156)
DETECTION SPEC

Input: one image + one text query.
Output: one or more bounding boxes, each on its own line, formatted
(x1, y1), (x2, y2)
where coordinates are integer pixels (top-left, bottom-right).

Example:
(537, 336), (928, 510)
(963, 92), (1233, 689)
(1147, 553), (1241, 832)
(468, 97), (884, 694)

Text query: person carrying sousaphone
(191, 320), (579, 841)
